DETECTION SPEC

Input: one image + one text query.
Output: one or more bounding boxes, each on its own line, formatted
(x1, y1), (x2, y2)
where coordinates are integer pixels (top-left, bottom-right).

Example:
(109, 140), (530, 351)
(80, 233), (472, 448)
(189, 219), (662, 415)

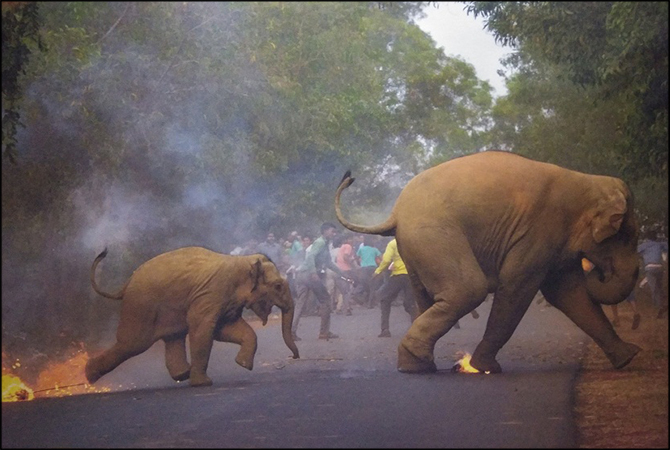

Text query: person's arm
(375, 245), (393, 275)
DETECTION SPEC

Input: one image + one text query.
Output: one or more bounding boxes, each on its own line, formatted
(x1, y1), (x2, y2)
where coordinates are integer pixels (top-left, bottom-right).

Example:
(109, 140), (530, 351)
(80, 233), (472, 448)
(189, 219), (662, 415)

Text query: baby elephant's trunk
(281, 306), (300, 359)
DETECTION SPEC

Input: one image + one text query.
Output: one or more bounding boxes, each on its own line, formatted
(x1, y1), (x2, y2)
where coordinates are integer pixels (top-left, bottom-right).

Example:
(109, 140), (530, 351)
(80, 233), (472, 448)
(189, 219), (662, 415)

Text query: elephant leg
(407, 266), (433, 315)
(164, 336), (190, 381)
(187, 308), (219, 387)
(398, 233), (488, 373)
(85, 338), (154, 384)
(214, 317), (258, 371)
(85, 313), (155, 384)
(470, 276), (540, 374)
(541, 269), (641, 369)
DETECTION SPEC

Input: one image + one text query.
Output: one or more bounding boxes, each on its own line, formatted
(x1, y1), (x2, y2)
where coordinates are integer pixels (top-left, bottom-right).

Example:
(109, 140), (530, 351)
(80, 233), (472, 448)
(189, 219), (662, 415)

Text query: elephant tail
(90, 248), (127, 300)
(334, 170), (396, 236)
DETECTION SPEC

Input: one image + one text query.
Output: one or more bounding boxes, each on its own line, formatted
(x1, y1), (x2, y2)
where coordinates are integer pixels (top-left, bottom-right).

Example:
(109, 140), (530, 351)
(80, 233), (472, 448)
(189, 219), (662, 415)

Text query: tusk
(581, 258), (595, 273)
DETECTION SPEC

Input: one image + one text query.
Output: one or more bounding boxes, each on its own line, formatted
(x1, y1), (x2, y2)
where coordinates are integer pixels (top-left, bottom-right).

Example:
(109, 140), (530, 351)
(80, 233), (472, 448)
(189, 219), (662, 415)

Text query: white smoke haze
(1, 2), (436, 386)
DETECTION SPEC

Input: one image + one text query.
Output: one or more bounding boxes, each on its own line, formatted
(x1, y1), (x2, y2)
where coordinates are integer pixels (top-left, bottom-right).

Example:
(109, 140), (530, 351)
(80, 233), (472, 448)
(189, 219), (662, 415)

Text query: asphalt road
(2, 298), (590, 448)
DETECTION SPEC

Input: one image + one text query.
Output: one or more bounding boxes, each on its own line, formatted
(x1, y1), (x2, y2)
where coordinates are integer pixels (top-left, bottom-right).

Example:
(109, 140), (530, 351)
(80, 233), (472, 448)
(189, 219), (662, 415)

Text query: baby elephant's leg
(215, 318), (258, 370)
(164, 336), (190, 381)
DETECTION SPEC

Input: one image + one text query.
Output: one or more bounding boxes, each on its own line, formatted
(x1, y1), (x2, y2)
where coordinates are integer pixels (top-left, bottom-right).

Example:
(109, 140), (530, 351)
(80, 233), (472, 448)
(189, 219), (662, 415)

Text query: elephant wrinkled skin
(335, 151), (641, 374)
(87, 247), (300, 387)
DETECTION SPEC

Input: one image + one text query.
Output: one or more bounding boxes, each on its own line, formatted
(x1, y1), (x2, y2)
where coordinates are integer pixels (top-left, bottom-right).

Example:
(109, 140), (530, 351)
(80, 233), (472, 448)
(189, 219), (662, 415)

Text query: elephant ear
(591, 189), (627, 244)
(250, 258), (263, 292)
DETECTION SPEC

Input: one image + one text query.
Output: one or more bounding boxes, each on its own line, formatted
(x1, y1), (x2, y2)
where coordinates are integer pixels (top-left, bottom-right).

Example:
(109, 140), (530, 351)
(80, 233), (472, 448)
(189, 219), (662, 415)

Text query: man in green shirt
(292, 222), (348, 340)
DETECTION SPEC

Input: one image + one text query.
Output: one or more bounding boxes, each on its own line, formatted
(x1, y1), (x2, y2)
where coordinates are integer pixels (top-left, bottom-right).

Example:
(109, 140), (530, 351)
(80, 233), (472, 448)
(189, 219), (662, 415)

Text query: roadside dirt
(574, 293), (668, 448)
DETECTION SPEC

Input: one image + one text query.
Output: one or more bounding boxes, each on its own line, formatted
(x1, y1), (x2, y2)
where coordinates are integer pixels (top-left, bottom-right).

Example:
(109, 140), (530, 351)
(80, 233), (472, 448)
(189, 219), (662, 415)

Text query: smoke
(1, 2), (409, 378)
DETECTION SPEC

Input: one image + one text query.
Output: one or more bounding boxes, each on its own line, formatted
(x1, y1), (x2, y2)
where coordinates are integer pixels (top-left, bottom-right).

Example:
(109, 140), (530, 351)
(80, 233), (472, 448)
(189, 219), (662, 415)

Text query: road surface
(2, 298), (590, 448)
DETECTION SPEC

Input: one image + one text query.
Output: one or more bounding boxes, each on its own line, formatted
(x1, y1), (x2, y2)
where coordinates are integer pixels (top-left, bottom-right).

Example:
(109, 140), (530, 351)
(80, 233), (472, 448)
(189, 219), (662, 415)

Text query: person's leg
(369, 268), (385, 308)
(630, 303), (641, 330)
(334, 275), (350, 315)
(351, 267), (366, 305)
(366, 267), (377, 308)
(309, 275), (337, 338)
(377, 277), (398, 336)
(291, 274), (310, 339)
(325, 270), (337, 311)
(628, 290), (640, 330)
(399, 274), (418, 322)
(646, 267), (664, 312)
(610, 305), (620, 327)
(341, 270), (353, 314)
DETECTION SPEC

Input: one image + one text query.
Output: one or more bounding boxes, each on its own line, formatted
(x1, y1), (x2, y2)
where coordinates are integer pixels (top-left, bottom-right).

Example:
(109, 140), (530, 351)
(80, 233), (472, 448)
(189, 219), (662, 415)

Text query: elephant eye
(274, 282), (283, 292)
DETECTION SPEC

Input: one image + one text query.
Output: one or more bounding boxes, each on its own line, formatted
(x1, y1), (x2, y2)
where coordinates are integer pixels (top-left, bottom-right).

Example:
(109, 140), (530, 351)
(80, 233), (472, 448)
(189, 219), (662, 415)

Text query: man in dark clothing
(292, 222), (348, 340)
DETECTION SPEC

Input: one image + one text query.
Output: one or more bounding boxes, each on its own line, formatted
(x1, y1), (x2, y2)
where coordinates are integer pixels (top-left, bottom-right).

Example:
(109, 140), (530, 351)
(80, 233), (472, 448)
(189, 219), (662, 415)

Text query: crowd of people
(227, 225), (415, 340)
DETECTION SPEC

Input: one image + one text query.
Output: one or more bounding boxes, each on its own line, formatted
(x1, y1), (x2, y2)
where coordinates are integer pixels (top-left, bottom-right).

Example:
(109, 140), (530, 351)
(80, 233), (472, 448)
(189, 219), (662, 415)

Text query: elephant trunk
(584, 254), (639, 305)
(281, 306), (300, 359)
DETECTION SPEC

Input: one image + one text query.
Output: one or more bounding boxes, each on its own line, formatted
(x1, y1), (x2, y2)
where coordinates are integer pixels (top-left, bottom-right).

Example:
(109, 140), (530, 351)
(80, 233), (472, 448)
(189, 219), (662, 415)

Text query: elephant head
(248, 258), (300, 359)
(578, 182), (640, 305)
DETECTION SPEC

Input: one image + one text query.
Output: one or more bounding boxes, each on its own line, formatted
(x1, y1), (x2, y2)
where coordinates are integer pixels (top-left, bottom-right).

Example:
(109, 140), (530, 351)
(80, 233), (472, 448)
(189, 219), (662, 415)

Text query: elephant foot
(189, 374), (213, 387)
(469, 351), (502, 374)
(171, 369), (190, 382)
(85, 360), (102, 384)
(235, 354), (254, 371)
(605, 341), (642, 369)
(397, 339), (437, 373)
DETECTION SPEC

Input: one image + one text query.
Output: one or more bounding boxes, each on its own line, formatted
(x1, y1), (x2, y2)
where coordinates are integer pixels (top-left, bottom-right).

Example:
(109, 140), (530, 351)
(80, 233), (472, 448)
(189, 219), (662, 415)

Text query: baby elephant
(87, 246), (300, 387)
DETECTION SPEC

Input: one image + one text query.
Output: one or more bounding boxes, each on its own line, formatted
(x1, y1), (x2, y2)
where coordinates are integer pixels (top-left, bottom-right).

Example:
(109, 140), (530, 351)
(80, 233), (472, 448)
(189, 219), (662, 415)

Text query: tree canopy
(466, 1), (668, 181)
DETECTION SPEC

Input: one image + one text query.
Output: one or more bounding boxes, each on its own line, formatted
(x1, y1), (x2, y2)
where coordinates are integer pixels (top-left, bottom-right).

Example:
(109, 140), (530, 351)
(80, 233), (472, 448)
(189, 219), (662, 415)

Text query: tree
(1, 1), (45, 163)
(466, 1), (668, 180)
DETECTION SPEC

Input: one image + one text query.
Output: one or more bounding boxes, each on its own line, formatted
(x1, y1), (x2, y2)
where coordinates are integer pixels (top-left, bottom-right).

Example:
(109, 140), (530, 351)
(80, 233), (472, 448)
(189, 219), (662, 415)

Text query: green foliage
(467, 1), (668, 182)
(1, 1), (45, 164)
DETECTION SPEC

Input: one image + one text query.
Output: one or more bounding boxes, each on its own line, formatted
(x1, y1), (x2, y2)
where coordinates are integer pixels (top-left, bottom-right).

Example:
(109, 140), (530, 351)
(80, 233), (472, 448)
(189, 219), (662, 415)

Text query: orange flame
(2, 346), (115, 402)
(33, 349), (112, 398)
(453, 351), (491, 374)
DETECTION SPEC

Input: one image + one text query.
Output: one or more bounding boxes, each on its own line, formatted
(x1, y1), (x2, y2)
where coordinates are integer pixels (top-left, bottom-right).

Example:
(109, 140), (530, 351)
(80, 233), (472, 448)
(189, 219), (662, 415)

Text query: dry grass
(574, 294), (668, 448)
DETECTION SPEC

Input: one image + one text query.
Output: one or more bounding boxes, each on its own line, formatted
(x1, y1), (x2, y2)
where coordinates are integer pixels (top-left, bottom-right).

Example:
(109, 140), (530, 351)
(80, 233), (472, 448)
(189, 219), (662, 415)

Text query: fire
(453, 351), (491, 374)
(2, 373), (35, 402)
(2, 346), (114, 402)
(33, 349), (112, 398)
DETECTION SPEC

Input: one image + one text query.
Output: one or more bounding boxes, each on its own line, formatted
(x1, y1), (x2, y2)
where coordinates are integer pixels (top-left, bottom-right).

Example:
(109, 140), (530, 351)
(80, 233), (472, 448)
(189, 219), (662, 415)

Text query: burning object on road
(2, 348), (114, 402)
(452, 351), (492, 374)
(2, 373), (35, 402)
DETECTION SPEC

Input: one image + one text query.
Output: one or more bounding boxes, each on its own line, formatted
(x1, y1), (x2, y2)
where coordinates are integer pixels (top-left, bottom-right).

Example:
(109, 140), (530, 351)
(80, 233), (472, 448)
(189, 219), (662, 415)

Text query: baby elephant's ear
(250, 258), (263, 291)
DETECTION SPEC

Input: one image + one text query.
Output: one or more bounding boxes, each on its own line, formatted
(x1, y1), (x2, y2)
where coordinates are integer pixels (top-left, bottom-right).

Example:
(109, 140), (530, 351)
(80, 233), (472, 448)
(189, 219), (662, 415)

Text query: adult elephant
(87, 247), (300, 387)
(335, 151), (641, 374)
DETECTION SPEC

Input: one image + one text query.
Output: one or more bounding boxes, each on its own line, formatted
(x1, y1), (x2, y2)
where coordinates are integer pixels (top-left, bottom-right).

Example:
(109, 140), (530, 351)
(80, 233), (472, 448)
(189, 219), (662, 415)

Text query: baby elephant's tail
(90, 248), (127, 300)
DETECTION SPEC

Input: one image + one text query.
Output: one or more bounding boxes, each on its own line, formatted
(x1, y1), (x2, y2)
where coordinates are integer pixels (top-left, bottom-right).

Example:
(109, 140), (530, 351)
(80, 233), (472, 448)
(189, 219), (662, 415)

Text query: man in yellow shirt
(373, 238), (418, 337)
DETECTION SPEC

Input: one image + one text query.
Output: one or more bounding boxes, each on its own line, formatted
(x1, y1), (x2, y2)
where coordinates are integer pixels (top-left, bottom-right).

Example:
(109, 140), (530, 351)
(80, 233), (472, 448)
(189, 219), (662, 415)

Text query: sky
(416, 2), (512, 98)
